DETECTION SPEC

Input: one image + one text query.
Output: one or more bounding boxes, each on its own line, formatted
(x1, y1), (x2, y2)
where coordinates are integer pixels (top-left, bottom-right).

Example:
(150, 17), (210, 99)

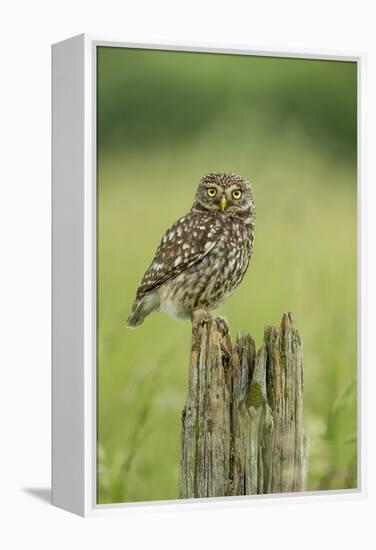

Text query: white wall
(1, 1), (375, 548)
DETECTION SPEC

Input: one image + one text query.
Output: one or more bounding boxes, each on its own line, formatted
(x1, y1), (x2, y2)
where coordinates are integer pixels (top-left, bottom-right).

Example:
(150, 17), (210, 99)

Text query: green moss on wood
(247, 381), (263, 409)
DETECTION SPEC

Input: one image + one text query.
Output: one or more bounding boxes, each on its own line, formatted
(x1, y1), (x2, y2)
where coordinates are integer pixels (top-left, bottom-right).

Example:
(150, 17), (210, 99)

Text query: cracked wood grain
(179, 312), (308, 499)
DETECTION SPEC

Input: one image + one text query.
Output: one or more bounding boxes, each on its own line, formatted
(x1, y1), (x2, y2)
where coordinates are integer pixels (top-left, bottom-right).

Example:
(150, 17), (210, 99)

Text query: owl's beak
(220, 196), (227, 211)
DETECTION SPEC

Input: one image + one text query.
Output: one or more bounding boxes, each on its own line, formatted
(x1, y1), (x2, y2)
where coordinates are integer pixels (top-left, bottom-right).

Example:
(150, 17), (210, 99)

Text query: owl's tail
(126, 292), (159, 328)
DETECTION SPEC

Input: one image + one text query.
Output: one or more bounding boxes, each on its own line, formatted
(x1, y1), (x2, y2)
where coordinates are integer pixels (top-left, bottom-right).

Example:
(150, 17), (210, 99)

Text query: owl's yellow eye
(207, 187), (217, 198)
(232, 189), (242, 200)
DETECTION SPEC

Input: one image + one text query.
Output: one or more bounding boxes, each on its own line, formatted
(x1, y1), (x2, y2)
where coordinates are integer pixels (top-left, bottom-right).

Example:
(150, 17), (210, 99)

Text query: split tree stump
(179, 312), (308, 499)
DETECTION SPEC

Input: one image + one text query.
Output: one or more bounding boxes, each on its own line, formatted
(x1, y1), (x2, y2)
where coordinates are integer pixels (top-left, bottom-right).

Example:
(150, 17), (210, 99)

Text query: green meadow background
(97, 47), (357, 503)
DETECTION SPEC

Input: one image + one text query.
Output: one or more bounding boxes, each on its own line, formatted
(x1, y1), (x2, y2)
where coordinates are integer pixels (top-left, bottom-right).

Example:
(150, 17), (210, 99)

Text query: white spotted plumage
(127, 172), (255, 327)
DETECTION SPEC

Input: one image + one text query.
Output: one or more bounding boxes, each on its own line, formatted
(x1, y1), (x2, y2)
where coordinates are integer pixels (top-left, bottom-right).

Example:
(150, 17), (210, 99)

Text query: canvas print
(96, 47), (357, 504)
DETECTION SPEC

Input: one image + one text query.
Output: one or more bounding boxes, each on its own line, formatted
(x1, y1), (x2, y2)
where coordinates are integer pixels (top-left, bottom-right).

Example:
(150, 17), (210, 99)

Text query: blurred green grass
(97, 48), (357, 503)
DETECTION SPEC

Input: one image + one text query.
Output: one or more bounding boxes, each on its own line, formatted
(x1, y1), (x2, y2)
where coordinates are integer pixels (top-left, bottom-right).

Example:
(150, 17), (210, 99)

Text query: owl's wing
(135, 212), (221, 299)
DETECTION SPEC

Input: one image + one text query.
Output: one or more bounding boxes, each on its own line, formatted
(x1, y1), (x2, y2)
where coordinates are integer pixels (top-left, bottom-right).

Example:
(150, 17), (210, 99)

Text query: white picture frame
(52, 33), (366, 517)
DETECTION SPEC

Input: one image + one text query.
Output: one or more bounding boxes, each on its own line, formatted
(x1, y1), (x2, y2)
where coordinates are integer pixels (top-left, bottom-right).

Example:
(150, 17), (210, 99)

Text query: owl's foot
(191, 309), (212, 330)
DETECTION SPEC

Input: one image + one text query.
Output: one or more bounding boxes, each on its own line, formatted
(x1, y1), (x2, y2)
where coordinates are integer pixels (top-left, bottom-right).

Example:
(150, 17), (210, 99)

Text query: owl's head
(192, 172), (255, 219)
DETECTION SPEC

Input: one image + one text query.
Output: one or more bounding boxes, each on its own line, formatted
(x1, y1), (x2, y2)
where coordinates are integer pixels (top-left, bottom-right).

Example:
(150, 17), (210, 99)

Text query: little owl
(127, 172), (255, 327)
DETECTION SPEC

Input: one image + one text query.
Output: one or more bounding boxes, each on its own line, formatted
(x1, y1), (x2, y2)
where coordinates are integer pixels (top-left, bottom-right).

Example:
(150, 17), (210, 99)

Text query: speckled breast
(159, 217), (254, 318)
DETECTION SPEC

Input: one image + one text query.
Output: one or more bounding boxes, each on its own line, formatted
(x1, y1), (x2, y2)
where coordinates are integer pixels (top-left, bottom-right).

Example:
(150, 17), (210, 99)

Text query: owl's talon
(191, 309), (212, 329)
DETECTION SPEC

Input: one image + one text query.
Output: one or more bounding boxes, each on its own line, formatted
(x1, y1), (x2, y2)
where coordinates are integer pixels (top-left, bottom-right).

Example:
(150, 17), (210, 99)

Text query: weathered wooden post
(179, 312), (308, 498)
